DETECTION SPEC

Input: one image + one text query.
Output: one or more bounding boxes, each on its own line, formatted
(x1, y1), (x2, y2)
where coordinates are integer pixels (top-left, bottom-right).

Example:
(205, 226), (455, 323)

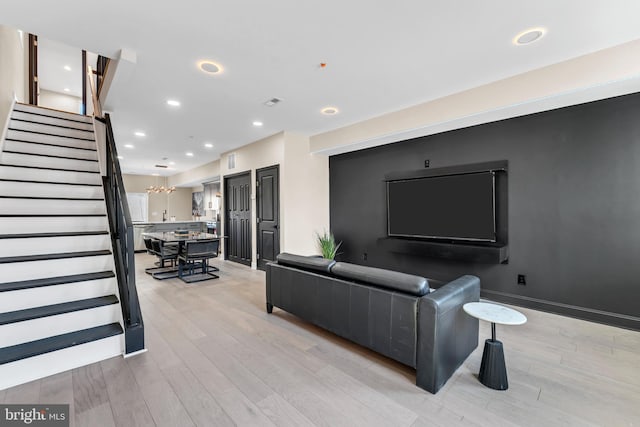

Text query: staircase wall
(0, 25), (27, 138)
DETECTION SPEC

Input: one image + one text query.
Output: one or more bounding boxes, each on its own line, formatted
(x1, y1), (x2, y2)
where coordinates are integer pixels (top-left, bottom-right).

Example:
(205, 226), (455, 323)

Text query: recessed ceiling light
(169, 161), (175, 165)
(134, 131), (146, 137)
(124, 144), (134, 149)
(151, 173), (160, 176)
(63, 88), (70, 92)
(186, 152), (194, 157)
(117, 156), (124, 160)
(167, 99), (181, 107)
(204, 142), (213, 148)
(198, 60), (223, 74)
(321, 106), (339, 115)
(513, 28), (546, 45)
(252, 121), (263, 127)
(63, 65), (71, 71)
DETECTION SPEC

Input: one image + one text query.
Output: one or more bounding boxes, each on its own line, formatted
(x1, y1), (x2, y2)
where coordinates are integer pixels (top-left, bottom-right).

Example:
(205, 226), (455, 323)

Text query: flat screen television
(387, 171), (496, 242)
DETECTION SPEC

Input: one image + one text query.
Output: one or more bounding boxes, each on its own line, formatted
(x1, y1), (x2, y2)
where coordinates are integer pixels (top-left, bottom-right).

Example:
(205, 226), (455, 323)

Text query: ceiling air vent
(264, 97), (283, 107)
(154, 164), (168, 168)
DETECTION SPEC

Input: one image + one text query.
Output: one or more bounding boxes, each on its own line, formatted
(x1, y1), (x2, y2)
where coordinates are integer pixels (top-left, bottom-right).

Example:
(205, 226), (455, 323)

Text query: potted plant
(316, 230), (342, 260)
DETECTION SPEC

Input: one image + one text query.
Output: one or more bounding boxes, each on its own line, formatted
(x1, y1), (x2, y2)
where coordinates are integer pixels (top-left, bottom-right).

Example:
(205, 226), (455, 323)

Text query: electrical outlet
(517, 274), (526, 285)
(424, 159), (430, 168)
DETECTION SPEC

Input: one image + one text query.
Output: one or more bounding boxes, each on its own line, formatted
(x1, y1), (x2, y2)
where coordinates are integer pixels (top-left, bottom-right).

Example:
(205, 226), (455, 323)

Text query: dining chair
(150, 239), (179, 268)
(177, 239), (220, 281)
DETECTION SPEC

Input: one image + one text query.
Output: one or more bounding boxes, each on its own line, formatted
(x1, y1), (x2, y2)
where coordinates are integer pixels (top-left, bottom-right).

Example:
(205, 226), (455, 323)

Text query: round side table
(463, 301), (527, 390)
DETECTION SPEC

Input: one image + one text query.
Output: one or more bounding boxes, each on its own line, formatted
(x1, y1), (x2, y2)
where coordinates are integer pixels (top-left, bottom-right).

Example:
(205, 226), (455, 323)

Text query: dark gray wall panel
(329, 92), (640, 329)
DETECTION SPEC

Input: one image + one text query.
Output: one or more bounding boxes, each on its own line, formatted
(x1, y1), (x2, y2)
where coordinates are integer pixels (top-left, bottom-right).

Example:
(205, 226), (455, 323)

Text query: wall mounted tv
(387, 171), (496, 242)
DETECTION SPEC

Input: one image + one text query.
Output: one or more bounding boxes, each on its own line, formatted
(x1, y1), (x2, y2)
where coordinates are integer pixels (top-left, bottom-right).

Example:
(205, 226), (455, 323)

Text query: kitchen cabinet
(203, 182), (220, 211)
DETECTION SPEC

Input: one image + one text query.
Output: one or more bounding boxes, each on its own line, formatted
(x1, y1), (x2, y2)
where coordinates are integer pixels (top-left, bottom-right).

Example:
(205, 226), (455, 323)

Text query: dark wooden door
(224, 172), (252, 266)
(256, 165), (280, 270)
(28, 34), (38, 105)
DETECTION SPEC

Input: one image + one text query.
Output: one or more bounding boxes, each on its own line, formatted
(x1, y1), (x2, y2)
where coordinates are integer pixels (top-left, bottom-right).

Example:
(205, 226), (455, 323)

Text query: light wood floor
(3, 254), (640, 426)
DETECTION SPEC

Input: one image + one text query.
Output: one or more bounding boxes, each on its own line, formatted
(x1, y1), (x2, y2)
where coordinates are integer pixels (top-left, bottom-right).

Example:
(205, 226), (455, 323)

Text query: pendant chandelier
(145, 185), (176, 194)
(146, 176), (176, 194)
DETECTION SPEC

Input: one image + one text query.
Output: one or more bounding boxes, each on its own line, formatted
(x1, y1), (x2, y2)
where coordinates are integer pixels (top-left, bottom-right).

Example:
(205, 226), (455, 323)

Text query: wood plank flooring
(2, 253), (640, 426)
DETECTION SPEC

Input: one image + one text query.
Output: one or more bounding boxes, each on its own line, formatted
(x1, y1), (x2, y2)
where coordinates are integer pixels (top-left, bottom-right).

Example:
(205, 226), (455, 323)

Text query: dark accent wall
(329, 92), (640, 330)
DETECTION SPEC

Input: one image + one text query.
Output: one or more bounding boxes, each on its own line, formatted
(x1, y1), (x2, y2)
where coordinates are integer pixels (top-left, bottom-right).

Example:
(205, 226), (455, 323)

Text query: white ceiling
(4, 1), (640, 176)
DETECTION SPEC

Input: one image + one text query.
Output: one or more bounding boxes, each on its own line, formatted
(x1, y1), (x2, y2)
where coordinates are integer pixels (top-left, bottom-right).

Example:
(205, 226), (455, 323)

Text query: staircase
(0, 103), (124, 390)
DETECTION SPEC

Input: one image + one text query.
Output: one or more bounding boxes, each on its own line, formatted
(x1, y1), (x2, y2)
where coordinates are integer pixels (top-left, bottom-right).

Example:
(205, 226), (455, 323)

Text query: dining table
(143, 231), (223, 281)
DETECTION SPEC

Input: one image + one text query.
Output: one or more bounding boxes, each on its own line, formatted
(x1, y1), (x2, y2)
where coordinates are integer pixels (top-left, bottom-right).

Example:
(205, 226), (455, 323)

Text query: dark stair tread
(11, 114), (92, 126)
(14, 104), (93, 124)
(0, 163), (100, 174)
(0, 231), (109, 240)
(0, 250), (111, 264)
(0, 323), (123, 365)
(0, 195), (104, 201)
(0, 178), (101, 187)
(10, 118), (94, 133)
(1, 150), (99, 162)
(0, 295), (119, 326)
(0, 271), (115, 292)
(7, 128), (95, 142)
(5, 138), (98, 152)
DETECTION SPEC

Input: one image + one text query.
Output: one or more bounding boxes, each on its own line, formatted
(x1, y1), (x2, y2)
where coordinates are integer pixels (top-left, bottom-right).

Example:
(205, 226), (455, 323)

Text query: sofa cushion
(276, 253), (336, 273)
(331, 262), (429, 296)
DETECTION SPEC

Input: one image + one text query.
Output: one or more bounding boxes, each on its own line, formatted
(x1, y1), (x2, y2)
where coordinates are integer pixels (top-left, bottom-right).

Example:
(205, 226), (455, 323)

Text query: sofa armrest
(416, 275), (480, 393)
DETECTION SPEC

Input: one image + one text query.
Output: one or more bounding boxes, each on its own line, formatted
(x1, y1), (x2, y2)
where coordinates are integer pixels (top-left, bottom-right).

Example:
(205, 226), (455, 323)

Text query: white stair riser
(0, 277), (117, 312)
(0, 335), (123, 390)
(13, 104), (93, 124)
(0, 235), (111, 257)
(10, 120), (94, 140)
(0, 304), (121, 348)
(5, 130), (96, 150)
(0, 216), (108, 234)
(11, 111), (94, 131)
(0, 165), (102, 185)
(0, 181), (103, 199)
(0, 152), (100, 173)
(0, 255), (114, 282)
(0, 199), (105, 215)
(3, 140), (98, 161)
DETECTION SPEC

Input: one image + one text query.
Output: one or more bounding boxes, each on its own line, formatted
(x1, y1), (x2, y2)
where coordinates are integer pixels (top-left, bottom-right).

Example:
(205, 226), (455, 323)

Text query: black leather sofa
(266, 253), (480, 394)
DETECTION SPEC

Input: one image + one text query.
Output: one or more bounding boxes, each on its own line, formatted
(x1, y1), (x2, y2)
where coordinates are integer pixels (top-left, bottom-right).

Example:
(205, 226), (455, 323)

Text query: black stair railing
(101, 113), (144, 354)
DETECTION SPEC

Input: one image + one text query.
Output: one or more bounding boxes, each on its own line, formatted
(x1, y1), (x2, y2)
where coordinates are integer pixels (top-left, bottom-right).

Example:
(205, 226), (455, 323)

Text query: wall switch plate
(362, 252), (368, 261)
(517, 274), (526, 285)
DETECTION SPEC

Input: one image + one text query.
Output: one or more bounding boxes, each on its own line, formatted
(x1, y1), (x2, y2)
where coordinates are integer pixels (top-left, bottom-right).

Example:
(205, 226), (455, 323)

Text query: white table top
(463, 302), (527, 325)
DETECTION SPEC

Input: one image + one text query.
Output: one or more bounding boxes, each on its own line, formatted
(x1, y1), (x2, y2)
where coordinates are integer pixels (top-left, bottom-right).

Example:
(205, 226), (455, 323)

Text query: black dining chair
(177, 239), (220, 282)
(150, 239), (179, 268)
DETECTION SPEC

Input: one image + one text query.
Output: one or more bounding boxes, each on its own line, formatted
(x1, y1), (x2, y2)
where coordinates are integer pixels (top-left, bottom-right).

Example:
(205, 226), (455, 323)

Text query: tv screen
(387, 171), (496, 242)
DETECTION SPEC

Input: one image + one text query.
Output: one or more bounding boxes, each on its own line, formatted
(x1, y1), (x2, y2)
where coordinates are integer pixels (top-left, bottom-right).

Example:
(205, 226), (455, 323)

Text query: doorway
(224, 171), (252, 266)
(256, 165), (280, 270)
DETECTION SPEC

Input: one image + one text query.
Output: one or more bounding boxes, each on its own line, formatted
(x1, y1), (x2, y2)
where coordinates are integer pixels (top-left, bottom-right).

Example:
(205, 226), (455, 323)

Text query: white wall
(282, 132), (330, 255)
(39, 89), (82, 114)
(122, 174), (192, 221)
(167, 159), (220, 187)
(0, 25), (27, 140)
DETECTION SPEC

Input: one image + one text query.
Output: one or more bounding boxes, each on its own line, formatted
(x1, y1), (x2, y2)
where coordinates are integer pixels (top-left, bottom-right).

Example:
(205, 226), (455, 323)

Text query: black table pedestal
(478, 338), (508, 390)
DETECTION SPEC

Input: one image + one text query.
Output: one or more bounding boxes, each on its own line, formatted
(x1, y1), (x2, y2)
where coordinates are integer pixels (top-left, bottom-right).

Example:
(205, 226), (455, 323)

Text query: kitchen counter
(132, 221), (208, 225)
(133, 221), (207, 251)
